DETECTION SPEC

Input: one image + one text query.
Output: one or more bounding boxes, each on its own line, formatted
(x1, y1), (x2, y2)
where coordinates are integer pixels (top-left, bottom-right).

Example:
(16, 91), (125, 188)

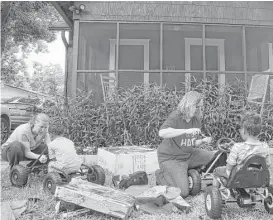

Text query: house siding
(75, 1), (273, 25)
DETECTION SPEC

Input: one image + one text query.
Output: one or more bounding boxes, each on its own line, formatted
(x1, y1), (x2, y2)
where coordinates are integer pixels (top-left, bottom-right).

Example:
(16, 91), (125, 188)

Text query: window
(246, 27), (273, 72)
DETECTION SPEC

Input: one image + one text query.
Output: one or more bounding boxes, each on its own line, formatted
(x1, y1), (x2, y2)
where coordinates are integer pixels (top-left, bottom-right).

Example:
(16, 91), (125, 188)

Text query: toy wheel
(217, 138), (234, 153)
(87, 165), (106, 185)
(205, 186), (223, 219)
(43, 172), (63, 194)
(264, 186), (273, 214)
(188, 169), (201, 196)
(10, 165), (29, 187)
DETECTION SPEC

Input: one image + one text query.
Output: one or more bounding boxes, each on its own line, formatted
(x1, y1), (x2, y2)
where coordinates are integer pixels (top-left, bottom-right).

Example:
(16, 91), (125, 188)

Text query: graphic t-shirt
(157, 110), (201, 163)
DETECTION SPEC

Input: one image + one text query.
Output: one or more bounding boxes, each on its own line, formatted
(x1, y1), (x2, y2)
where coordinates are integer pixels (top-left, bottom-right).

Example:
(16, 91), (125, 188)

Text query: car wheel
(1, 117), (10, 144)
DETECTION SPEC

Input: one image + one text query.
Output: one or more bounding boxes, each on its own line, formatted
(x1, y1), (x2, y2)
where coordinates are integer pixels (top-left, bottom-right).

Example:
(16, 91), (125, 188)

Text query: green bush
(44, 79), (273, 154)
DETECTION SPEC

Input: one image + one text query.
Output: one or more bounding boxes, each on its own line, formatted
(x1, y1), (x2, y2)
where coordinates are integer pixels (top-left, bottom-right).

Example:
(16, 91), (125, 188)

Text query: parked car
(1, 96), (54, 144)
(1, 104), (11, 144)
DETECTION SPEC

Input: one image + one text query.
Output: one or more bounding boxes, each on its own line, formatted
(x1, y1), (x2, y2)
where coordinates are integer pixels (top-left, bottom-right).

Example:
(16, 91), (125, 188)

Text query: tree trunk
(1, 1), (12, 53)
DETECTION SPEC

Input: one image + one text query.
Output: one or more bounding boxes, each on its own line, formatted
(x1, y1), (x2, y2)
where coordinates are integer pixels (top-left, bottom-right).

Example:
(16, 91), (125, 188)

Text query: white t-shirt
(48, 137), (82, 174)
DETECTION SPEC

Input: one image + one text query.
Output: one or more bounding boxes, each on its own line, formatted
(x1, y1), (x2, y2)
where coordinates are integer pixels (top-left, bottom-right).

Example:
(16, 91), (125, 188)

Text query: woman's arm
(21, 135), (47, 162)
(23, 144), (41, 160)
(159, 127), (201, 139)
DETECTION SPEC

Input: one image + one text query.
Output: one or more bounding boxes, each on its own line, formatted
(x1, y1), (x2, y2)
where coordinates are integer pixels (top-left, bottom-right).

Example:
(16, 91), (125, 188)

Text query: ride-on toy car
(204, 143), (273, 219)
(9, 148), (106, 192)
(43, 164), (106, 194)
(186, 138), (232, 196)
(9, 148), (48, 187)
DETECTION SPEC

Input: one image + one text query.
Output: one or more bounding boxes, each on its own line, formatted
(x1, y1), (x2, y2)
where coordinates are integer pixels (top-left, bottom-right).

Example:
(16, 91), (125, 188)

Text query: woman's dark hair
(240, 111), (262, 137)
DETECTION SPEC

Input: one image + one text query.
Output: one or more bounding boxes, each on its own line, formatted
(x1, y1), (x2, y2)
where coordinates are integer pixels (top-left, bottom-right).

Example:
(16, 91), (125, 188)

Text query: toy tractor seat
(220, 154), (270, 189)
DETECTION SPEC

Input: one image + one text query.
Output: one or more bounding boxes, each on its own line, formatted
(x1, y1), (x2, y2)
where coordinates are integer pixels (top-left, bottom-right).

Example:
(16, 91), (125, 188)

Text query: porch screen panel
(246, 27), (273, 72)
(205, 26), (243, 72)
(163, 73), (185, 90)
(78, 23), (117, 70)
(149, 73), (160, 85)
(118, 45), (144, 88)
(118, 72), (144, 88)
(119, 23), (160, 70)
(163, 24), (202, 71)
(225, 73), (245, 85)
(77, 72), (107, 104)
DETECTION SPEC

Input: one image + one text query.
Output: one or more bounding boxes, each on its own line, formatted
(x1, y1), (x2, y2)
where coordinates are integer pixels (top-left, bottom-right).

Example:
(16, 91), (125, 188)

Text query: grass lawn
(1, 161), (272, 220)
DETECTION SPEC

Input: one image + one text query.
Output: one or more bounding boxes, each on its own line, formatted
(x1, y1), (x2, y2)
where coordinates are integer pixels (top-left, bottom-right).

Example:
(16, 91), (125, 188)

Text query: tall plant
(44, 79), (273, 154)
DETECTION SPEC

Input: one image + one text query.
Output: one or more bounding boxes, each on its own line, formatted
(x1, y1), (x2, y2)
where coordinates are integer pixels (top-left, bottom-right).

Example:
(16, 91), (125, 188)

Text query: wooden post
(72, 20), (79, 98)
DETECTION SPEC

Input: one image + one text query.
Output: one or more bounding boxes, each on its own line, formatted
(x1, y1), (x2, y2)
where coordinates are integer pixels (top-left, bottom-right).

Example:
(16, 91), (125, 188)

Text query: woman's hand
(39, 155), (48, 163)
(202, 137), (212, 144)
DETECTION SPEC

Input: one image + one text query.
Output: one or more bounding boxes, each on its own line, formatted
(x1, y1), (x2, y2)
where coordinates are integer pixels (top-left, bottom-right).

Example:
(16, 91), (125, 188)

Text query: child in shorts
(213, 111), (271, 186)
(47, 122), (82, 174)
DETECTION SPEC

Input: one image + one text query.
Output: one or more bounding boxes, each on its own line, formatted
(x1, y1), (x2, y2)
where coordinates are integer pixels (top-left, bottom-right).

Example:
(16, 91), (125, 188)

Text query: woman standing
(156, 91), (215, 198)
(1, 113), (50, 168)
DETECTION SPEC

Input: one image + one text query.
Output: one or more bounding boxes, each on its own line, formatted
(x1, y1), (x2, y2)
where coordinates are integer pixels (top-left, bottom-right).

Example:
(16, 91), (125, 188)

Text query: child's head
(239, 111), (262, 140)
(48, 121), (66, 140)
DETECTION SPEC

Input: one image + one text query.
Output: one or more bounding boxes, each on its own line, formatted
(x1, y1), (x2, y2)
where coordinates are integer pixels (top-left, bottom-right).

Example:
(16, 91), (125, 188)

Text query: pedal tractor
(9, 148), (48, 187)
(186, 138), (233, 196)
(43, 164), (106, 194)
(204, 140), (273, 219)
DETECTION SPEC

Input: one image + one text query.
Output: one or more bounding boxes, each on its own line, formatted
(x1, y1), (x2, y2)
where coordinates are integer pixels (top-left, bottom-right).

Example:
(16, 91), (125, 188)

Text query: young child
(47, 122), (82, 174)
(213, 111), (271, 186)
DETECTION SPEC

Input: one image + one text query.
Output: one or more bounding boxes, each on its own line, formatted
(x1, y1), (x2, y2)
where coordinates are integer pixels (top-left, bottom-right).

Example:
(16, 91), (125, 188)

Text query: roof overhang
(49, 21), (72, 31)
(51, 1), (73, 30)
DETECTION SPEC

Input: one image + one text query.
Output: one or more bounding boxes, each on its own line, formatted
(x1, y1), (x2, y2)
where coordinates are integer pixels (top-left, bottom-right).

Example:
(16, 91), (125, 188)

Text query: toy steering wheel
(216, 138), (235, 153)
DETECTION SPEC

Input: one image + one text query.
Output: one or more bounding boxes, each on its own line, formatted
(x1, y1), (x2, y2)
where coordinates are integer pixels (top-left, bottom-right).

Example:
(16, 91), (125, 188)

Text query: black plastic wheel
(10, 165), (29, 187)
(264, 186), (273, 214)
(205, 186), (223, 219)
(1, 117), (10, 144)
(188, 169), (201, 196)
(87, 165), (106, 185)
(43, 172), (63, 194)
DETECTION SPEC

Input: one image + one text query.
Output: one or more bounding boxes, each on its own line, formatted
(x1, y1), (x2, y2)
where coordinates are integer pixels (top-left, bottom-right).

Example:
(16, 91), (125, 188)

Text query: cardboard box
(97, 146), (159, 176)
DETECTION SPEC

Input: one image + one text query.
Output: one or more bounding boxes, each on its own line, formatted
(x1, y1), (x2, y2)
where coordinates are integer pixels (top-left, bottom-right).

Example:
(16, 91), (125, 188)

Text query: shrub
(44, 79), (273, 154)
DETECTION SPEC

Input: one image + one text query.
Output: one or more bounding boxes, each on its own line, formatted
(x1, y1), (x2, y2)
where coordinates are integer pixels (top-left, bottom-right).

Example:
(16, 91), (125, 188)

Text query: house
(0, 84), (52, 101)
(51, 1), (273, 103)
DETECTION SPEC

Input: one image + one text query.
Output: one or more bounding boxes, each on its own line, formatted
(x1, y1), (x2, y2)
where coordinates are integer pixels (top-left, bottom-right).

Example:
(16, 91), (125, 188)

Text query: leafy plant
(44, 79), (273, 154)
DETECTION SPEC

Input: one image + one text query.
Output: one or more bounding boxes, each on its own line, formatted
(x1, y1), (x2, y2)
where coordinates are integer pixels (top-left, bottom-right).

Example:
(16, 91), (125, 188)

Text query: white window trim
(109, 39), (150, 87)
(185, 38), (225, 92)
